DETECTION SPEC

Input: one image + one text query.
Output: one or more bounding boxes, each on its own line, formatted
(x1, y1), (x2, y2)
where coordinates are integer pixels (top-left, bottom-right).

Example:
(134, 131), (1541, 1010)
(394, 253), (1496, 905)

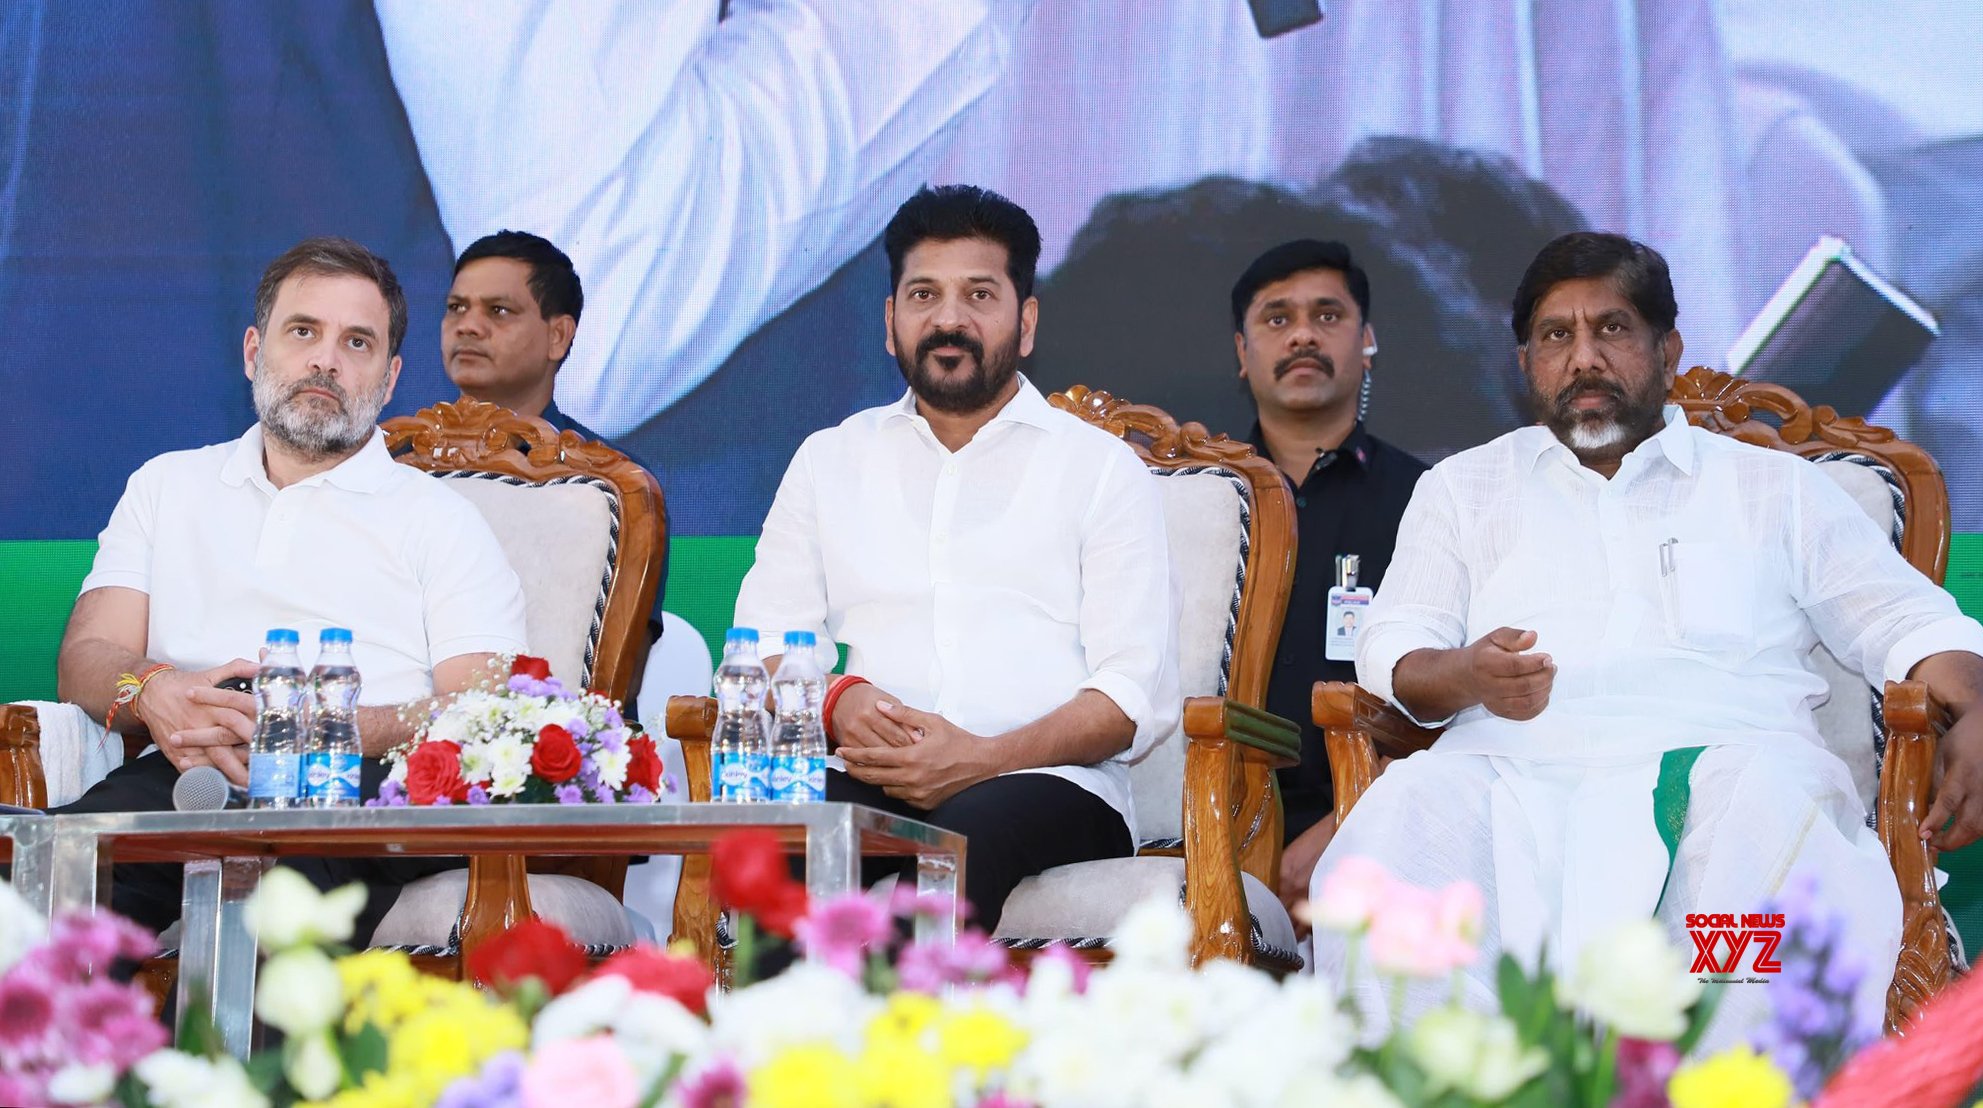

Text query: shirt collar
(1246, 420), (1376, 477)
(219, 423), (397, 493)
(1518, 404), (1695, 476)
(885, 374), (1057, 433)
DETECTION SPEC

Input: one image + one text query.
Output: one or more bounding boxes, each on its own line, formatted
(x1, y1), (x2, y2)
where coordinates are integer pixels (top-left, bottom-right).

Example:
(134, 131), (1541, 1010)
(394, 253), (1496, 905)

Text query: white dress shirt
(374, 0), (1033, 437)
(1358, 405), (1983, 763)
(733, 377), (1181, 837)
(83, 425), (529, 706)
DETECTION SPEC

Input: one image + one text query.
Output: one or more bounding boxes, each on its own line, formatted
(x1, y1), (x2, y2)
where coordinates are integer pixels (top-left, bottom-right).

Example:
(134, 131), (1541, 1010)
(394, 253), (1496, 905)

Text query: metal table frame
(35, 802), (964, 1057)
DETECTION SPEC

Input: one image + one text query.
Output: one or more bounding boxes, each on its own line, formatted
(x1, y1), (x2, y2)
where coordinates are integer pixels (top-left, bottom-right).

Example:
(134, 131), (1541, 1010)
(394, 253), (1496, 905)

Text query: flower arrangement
(373, 654), (665, 807)
(9, 843), (1983, 1107)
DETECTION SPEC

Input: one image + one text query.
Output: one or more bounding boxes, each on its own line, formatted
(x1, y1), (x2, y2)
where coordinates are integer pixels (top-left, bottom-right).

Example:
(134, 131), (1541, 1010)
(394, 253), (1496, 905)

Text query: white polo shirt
(82, 425), (529, 705)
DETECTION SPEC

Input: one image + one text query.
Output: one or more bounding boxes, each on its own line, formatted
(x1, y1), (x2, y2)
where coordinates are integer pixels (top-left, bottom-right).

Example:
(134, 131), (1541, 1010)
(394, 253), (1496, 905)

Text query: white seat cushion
(992, 856), (1298, 962)
(370, 869), (650, 951)
(17, 701), (124, 808)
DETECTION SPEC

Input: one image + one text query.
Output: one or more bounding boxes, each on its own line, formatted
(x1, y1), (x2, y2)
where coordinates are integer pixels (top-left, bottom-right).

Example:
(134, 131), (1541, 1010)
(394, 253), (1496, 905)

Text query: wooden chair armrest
(665, 695), (720, 967)
(1877, 678), (1954, 1031)
(0, 704), (48, 809)
(666, 695), (717, 805)
(1313, 681), (1445, 824)
(1182, 696), (1300, 768)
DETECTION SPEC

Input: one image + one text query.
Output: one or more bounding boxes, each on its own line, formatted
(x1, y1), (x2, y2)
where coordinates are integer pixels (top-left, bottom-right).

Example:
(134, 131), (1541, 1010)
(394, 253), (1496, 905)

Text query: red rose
(405, 740), (468, 805)
(467, 918), (589, 996)
(590, 946), (715, 1015)
(531, 724), (583, 784)
(510, 654), (553, 680)
(625, 735), (664, 793)
(711, 828), (809, 938)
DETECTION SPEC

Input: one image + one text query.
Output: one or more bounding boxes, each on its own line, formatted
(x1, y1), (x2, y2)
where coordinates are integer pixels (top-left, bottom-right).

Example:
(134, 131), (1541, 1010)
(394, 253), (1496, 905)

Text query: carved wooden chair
(1316, 366), (1958, 1032)
(666, 386), (1305, 971)
(0, 399), (667, 981)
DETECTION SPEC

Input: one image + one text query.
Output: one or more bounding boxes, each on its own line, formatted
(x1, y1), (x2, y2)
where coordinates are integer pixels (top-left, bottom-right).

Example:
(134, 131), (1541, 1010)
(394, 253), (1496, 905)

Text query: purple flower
(555, 784), (585, 805)
(436, 1051), (525, 1108)
(565, 717), (592, 739)
(627, 785), (656, 805)
(676, 1060), (746, 1108)
(369, 779), (408, 808)
(605, 707), (624, 729)
(466, 785), (492, 806)
(595, 788), (617, 806)
(596, 729), (626, 754)
(541, 677), (569, 698)
(506, 675), (537, 695)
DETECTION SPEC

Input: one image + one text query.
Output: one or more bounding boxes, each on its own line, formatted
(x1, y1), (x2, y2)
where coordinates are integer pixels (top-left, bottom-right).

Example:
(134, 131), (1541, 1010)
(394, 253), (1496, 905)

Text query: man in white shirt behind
(54, 237), (529, 941)
(1311, 232), (1983, 1042)
(734, 185), (1181, 931)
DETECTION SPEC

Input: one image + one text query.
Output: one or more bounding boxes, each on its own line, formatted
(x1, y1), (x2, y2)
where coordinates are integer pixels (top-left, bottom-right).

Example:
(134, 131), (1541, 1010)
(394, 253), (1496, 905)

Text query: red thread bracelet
(820, 674), (870, 746)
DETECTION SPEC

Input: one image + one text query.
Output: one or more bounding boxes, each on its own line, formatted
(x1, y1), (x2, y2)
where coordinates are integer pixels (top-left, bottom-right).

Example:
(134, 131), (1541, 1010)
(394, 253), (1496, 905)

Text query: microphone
(173, 765), (247, 811)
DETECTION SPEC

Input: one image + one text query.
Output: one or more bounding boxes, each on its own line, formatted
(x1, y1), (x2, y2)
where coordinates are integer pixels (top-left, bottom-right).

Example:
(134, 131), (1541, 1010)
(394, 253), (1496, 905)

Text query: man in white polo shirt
(735, 186), (1181, 931)
(53, 237), (528, 939)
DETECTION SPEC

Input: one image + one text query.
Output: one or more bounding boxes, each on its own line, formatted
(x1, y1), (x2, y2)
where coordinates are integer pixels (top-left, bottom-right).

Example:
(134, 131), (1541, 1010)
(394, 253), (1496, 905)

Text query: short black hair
(1230, 239), (1370, 332)
(454, 230), (584, 322)
(883, 185), (1042, 301)
(1510, 232), (1676, 343)
(255, 236), (408, 356)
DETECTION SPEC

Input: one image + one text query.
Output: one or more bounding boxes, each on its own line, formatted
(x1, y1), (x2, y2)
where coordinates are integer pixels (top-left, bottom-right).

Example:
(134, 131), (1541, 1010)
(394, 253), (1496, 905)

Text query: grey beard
(251, 349), (390, 458)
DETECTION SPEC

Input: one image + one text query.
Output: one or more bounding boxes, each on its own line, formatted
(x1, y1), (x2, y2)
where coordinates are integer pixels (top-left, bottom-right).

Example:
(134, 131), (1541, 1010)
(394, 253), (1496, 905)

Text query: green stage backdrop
(7, 534), (1983, 950)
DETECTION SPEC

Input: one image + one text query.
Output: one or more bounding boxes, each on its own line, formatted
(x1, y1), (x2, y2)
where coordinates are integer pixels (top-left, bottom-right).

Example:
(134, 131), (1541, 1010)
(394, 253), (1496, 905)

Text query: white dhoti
(1309, 740), (1899, 1050)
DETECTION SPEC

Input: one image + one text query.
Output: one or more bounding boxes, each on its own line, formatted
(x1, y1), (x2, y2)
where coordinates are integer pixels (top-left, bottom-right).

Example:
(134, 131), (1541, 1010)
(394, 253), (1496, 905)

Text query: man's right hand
(1464, 627), (1556, 720)
(135, 659), (259, 785)
(831, 682), (924, 750)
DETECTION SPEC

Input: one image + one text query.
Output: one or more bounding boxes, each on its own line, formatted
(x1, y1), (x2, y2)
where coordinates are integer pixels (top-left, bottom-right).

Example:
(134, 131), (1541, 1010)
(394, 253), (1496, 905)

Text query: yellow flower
(1668, 1045), (1796, 1108)
(859, 1035), (953, 1108)
(751, 1045), (863, 1108)
(869, 992), (945, 1049)
(937, 1006), (1026, 1082)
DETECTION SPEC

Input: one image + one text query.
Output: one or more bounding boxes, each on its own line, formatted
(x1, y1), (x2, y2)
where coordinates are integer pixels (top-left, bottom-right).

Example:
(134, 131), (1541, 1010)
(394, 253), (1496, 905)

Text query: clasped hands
(134, 659), (260, 785)
(831, 682), (1000, 810)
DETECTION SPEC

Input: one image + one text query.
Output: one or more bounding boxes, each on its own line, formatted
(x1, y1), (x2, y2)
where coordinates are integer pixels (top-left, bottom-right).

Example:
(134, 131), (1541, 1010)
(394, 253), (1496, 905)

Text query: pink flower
(1026, 944), (1094, 995)
(896, 929), (1010, 993)
(1305, 855), (1396, 933)
(677, 1059), (747, 1108)
(1433, 881), (1485, 971)
(40, 911), (156, 977)
(519, 1036), (638, 1108)
(1366, 882), (1450, 978)
(888, 884), (963, 922)
(0, 966), (57, 1060)
(794, 894), (895, 977)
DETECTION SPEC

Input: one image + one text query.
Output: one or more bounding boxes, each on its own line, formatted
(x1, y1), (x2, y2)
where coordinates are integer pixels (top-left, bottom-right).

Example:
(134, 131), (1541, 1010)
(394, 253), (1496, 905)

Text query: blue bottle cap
(320, 627), (353, 644)
(266, 628), (301, 645)
(783, 631), (816, 649)
(725, 627), (760, 644)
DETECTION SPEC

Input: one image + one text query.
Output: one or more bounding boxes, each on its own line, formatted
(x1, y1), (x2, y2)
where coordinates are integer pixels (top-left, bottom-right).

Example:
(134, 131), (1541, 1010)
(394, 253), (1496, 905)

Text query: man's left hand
(1925, 709), (1983, 850)
(837, 702), (1002, 810)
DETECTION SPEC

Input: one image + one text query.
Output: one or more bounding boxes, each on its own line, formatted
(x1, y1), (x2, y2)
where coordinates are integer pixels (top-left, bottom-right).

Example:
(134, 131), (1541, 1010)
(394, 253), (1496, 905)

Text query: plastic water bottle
(770, 632), (828, 803)
(247, 629), (306, 808)
(712, 628), (770, 802)
(303, 628), (364, 807)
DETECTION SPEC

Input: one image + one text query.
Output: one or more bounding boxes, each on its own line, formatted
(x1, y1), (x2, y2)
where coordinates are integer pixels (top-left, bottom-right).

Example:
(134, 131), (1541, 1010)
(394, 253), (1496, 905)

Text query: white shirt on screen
(732, 377), (1181, 838)
(82, 425), (529, 707)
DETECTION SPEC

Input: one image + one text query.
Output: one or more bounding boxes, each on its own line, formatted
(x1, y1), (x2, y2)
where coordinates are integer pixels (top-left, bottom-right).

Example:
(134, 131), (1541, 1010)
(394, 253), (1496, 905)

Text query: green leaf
(342, 1022), (390, 1084)
(243, 1048), (287, 1095)
(172, 988), (225, 1058)
(638, 1054), (687, 1108)
(1497, 953), (1534, 1022)
(114, 1071), (151, 1108)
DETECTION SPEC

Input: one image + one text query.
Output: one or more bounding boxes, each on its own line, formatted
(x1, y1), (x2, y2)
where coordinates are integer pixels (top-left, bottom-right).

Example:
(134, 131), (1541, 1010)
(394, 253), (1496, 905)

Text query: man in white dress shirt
(1311, 232), (1983, 1039)
(734, 185), (1180, 931)
(54, 237), (528, 940)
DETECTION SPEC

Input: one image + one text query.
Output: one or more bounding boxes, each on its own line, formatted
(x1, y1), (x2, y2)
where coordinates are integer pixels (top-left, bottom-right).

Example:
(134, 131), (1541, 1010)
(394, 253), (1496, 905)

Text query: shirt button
(1295, 496), (1307, 508)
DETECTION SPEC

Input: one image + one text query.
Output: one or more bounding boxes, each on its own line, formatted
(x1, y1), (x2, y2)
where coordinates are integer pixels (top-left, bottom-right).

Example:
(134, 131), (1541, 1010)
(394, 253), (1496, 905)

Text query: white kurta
(1314, 407), (1983, 1043)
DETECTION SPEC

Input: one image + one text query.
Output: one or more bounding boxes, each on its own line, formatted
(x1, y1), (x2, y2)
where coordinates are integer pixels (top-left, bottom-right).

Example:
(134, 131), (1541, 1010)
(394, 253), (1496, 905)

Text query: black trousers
(827, 769), (1133, 933)
(52, 753), (457, 946)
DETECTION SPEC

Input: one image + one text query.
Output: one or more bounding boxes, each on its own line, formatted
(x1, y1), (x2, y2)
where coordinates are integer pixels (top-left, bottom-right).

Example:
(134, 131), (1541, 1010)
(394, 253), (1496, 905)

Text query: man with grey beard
(1309, 232), (1983, 1046)
(51, 237), (527, 941)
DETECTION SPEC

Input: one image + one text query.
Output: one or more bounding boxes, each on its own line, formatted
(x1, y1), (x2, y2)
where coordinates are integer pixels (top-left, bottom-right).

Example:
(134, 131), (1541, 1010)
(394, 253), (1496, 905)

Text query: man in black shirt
(1231, 240), (1427, 918)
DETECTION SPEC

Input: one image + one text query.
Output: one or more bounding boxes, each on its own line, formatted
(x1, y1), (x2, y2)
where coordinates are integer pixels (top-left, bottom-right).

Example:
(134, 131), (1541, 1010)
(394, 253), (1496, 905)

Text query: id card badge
(1325, 554), (1372, 662)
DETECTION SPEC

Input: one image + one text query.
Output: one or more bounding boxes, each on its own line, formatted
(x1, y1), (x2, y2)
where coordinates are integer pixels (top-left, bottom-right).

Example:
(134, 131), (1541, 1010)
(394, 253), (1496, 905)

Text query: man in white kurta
(1311, 231), (1983, 1042)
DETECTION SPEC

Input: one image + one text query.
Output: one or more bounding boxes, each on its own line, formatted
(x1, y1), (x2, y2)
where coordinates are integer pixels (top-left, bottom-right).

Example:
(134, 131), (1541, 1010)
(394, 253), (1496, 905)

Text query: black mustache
(917, 330), (984, 365)
(1555, 379), (1625, 407)
(1273, 350), (1334, 380)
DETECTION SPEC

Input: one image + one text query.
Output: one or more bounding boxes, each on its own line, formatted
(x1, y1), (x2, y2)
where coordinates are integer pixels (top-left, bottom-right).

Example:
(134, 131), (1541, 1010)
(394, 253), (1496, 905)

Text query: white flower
(0, 879), (48, 975)
(485, 736), (531, 796)
(1276, 1072), (1406, 1108)
(284, 1031), (342, 1101)
(243, 867), (366, 951)
(136, 1050), (269, 1108)
(1408, 1006), (1549, 1101)
(255, 947), (344, 1036)
(1558, 919), (1704, 1041)
(704, 964), (876, 1066)
(47, 1062), (116, 1105)
(1109, 893), (1192, 970)
(594, 745), (631, 791)
(533, 975), (630, 1042)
